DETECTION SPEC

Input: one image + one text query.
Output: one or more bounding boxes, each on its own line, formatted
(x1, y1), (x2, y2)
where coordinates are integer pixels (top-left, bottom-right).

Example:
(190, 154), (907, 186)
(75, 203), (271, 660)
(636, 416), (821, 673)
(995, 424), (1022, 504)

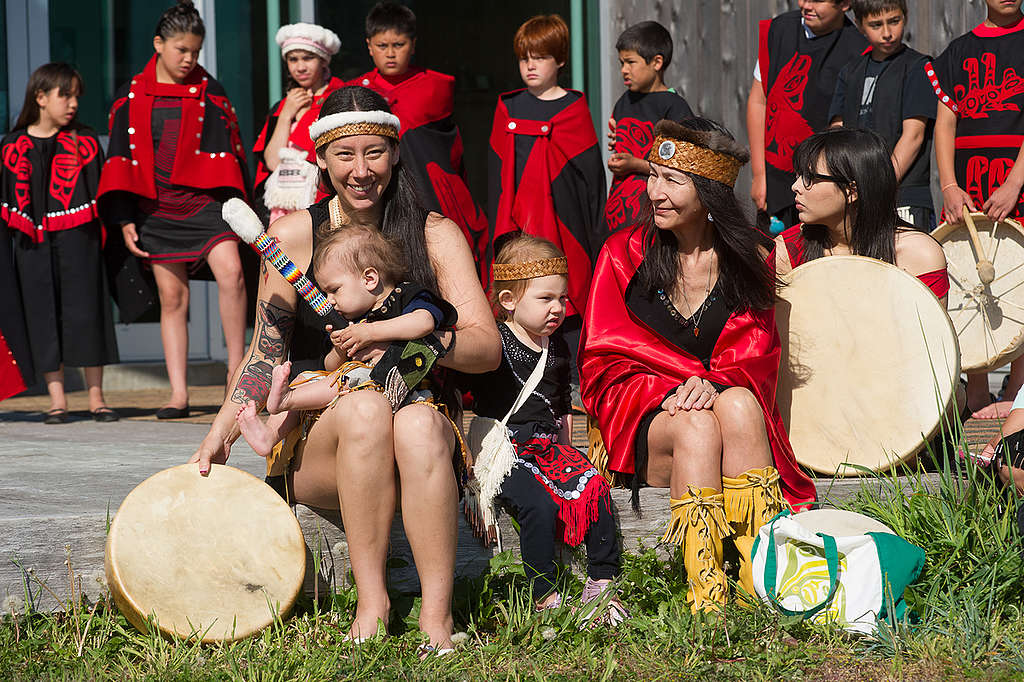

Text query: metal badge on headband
(648, 136), (743, 188)
(493, 257), (568, 282)
(309, 111), (401, 149)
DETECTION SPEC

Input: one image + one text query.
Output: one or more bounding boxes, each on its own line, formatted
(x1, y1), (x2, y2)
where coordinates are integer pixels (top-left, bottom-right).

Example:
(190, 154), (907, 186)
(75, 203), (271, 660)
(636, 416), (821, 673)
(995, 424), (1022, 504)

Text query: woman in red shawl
(579, 117), (815, 613)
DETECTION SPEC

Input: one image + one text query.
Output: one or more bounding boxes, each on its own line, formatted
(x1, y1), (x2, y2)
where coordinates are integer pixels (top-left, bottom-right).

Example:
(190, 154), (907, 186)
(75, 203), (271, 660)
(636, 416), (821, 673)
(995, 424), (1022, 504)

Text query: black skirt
(137, 199), (239, 271)
(12, 222), (119, 373)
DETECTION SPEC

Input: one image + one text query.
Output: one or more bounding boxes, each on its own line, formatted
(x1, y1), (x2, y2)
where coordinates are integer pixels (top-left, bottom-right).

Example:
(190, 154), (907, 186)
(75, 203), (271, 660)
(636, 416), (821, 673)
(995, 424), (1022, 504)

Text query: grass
(4, 435), (1024, 679)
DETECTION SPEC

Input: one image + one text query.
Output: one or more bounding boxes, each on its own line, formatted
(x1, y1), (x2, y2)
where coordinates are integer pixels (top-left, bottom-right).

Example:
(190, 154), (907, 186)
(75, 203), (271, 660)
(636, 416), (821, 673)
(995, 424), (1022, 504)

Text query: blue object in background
(769, 215), (785, 235)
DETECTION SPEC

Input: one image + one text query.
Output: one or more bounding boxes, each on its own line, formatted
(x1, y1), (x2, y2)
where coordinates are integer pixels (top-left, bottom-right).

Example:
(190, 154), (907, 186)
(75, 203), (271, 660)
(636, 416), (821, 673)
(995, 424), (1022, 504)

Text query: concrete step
(21, 361), (228, 394)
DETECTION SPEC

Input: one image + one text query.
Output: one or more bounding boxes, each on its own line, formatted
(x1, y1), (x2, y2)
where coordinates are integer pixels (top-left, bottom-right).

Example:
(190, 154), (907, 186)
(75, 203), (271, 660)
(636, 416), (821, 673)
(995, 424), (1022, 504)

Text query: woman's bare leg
(392, 404), (457, 649)
(206, 241), (247, 378)
(645, 408), (724, 494)
(43, 368), (67, 412)
(84, 366), (109, 412)
(151, 262), (190, 409)
(292, 390), (397, 640)
(713, 388), (772, 477)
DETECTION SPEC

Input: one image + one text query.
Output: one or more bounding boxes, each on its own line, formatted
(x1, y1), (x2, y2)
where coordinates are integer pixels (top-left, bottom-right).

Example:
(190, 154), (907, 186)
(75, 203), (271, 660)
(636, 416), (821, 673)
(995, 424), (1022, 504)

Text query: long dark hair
(315, 86), (436, 294)
(637, 117), (775, 311)
(14, 62), (84, 131)
(155, 0), (205, 39)
(792, 128), (901, 264)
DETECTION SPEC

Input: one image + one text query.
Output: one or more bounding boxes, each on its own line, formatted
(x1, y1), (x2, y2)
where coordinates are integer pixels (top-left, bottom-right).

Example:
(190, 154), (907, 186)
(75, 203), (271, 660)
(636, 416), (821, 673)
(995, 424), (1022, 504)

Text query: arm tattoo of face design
(230, 300), (296, 405)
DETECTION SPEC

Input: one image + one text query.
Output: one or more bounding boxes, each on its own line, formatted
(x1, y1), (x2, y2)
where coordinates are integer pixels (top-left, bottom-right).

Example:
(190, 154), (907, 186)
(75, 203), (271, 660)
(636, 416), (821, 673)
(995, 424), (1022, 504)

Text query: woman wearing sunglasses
(774, 128), (948, 302)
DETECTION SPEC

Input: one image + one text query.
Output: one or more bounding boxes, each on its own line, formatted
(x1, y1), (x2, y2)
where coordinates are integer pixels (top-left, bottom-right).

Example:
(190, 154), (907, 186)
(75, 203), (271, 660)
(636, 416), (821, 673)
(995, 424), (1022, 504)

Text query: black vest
(841, 48), (933, 208)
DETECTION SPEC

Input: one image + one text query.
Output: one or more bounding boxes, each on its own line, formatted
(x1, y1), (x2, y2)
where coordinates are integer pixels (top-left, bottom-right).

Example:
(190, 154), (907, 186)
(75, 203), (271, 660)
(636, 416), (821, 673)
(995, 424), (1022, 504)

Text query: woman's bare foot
(235, 401), (276, 457)
(266, 361), (292, 414)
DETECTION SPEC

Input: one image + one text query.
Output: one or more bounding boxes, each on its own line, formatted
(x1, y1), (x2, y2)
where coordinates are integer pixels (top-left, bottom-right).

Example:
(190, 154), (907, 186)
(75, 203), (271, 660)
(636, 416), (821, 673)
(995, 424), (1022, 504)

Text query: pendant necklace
(679, 260), (714, 337)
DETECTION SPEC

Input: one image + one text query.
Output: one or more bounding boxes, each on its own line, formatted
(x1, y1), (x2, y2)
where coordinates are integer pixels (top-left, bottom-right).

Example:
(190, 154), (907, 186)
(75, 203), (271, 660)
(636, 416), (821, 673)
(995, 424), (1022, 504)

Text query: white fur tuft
(275, 23), (340, 58)
(308, 111), (401, 142)
(221, 198), (265, 244)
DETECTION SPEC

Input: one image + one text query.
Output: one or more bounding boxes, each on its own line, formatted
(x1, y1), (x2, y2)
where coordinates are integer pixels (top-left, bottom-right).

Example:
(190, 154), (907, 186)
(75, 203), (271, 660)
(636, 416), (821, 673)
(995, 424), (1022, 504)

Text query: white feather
(221, 198), (265, 244)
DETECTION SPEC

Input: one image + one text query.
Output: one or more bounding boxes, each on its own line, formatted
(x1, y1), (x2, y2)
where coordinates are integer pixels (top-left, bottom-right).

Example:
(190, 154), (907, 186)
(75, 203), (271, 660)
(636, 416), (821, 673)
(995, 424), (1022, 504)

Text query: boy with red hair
(487, 14), (606, 361)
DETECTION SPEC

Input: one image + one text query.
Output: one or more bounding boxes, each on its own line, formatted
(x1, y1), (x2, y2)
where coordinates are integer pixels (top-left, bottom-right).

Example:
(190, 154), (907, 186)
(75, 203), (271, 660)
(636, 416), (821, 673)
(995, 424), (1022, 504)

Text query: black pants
(497, 464), (620, 600)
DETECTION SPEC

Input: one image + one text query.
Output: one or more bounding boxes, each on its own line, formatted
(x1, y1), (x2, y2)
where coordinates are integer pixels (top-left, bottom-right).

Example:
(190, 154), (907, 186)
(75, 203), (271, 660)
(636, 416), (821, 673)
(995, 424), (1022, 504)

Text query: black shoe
(43, 408), (69, 424)
(91, 407), (120, 422)
(155, 404), (189, 420)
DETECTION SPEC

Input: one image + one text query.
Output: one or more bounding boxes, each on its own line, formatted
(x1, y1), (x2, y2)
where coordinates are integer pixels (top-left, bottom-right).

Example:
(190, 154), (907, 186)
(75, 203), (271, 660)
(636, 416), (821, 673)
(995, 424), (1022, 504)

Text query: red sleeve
(758, 18), (771, 94)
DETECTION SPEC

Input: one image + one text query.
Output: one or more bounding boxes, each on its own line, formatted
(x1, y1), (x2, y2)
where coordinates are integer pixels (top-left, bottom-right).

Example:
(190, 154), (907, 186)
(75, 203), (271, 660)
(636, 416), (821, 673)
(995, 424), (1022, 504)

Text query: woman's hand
(941, 184), (976, 223)
(122, 222), (150, 258)
(661, 376), (719, 415)
(983, 179), (1024, 223)
(189, 431), (233, 475)
(280, 87), (313, 120)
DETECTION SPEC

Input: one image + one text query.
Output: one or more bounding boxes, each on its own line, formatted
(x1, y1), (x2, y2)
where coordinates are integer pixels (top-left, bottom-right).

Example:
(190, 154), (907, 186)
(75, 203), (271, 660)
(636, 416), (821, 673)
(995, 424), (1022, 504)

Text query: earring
(707, 212), (714, 223)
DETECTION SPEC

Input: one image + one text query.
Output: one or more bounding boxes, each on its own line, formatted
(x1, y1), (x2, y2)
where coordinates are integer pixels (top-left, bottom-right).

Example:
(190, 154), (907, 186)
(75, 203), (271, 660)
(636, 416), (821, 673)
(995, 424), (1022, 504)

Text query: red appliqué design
(966, 154), (1024, 215)
(765, 53), (814, 172)
(954, 53), (1024, 119)
(614, 117), (654, 159)
(2, 136), (34, 211)
(50, 134), (98, 209)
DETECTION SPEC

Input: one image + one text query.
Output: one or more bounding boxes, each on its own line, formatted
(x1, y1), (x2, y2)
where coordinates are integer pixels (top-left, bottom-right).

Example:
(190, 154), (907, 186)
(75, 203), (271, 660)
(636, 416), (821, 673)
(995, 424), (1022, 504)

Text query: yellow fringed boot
(663, 486), (730, 613)
(722, 466), (788, 602)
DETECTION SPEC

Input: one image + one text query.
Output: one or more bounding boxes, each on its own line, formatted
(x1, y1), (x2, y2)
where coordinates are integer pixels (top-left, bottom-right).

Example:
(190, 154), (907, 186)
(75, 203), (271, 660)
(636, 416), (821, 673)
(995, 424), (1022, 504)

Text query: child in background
(828, 0), (936, 231)
(351, 2), (488, 272)
(606, 21), (694, 234)
(0, 63), (119, 421)
(747, 0), (866, 227)
(932, 0), (1024, 418)
(488, 14), (606, 373)
(236, 224), (456, 457)
(465, 234), (625, 624)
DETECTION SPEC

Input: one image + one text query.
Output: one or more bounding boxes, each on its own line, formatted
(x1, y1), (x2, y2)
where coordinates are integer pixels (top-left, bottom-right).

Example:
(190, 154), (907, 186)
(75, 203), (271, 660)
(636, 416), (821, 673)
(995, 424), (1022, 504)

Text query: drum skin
(105, 464), (306, 642)
(933, 213), (1024, 372)
(776, 256), (960, 476)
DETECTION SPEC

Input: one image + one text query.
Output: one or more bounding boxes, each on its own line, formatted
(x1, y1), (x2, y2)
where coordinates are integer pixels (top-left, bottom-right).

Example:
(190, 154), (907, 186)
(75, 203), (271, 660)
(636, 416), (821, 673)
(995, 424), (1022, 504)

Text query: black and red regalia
(487, 88), (607, 317)
(579, 227), (816, 510)
(352, 68), (488, 271)
(1, 126), (119, 399)
(605, 89), (692, 234)
(930, 17), (1024, 220)
(252, 76), (345, 211)
(758, 10), (866, 218)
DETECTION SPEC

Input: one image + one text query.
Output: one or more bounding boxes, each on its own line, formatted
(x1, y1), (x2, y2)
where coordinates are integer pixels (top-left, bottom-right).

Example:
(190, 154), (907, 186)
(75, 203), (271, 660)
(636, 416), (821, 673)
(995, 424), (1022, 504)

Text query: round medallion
(658, 140), (676, 160)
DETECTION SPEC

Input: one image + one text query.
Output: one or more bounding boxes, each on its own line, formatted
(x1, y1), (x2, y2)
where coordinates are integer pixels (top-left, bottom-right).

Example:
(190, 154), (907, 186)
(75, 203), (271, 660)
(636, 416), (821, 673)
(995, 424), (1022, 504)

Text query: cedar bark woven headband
(647, 136), (743, 188)
(493, 257), (568, 282)
(310, 111), (401, 149)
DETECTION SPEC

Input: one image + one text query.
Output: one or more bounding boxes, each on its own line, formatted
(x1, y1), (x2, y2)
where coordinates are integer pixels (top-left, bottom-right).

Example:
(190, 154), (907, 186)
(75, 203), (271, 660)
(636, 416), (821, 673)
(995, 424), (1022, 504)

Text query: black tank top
(287, 196), (333, 378)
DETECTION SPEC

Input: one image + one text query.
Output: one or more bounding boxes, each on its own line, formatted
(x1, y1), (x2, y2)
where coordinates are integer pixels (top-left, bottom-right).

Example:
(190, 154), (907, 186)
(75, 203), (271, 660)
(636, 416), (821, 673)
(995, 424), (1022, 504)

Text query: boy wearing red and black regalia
(605, 21), (693, 234)
(932, 0), (1024, 418)
(747, 1), (866, 226)
(488, 14), (607, 330)
(350, 2), (487, 273)
(828, 0), (936, 230)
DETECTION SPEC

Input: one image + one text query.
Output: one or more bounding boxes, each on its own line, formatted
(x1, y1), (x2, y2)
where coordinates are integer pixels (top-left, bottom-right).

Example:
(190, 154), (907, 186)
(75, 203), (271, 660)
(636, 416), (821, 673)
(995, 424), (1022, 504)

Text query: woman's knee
(331, 391), (393, 440)
(157, 281), (189, 313)
(665, 408), (721, 449)
(392, 406), (453, 471)
(713, 387), (764, 430)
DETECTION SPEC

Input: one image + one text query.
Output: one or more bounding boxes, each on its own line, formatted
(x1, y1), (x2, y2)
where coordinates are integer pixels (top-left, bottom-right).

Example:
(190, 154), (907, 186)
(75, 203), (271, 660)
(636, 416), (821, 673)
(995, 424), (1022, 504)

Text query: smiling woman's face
(316, 135), (398, 210)
(646, 163), (705, 232)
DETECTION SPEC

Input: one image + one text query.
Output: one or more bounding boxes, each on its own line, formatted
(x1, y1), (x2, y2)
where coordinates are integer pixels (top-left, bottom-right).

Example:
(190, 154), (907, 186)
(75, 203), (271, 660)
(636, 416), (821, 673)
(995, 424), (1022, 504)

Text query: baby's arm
(333, 309), (437, 357)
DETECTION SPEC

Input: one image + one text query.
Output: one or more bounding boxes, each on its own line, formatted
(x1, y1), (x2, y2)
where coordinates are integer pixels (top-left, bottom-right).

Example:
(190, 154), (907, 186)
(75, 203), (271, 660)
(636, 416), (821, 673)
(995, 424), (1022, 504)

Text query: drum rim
(933, 213), (1024, 372)
(779, 255), (961, 476)
(105, 463), (305, 642)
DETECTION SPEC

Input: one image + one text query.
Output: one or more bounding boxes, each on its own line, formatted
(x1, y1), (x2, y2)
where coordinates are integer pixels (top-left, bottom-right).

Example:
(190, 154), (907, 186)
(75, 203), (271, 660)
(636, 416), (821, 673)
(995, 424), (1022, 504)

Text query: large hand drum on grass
(776, 256), (960, 475)
(932, 211), (1024, 372)
(105, 464), (305, 642)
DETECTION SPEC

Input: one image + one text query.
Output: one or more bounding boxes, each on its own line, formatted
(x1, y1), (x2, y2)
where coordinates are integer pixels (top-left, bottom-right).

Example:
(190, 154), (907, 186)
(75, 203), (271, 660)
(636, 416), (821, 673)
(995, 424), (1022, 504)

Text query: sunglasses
(798, 171), (848, 189)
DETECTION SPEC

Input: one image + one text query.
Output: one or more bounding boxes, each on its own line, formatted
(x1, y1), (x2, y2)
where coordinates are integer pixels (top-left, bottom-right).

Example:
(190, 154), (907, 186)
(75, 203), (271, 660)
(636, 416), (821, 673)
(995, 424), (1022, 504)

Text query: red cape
(353, 68), (488, 271)
(252, 76), (345, 193)
(98, 55), (248, 202)
(488, 89), (606, 315)
(579, 228), (816, 509)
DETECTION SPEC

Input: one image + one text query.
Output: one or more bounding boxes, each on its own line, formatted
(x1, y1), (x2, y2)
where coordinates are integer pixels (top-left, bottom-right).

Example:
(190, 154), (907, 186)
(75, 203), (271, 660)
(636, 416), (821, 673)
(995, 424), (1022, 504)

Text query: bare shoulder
(424, 211), (464, 246)
(896, 230), (947, 276)
(266, 208), (314, 267)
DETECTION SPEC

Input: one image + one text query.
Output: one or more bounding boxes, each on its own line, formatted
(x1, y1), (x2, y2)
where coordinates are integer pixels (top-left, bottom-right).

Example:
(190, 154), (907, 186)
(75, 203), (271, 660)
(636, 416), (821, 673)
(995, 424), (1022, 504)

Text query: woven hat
(276, 23), (341, 60)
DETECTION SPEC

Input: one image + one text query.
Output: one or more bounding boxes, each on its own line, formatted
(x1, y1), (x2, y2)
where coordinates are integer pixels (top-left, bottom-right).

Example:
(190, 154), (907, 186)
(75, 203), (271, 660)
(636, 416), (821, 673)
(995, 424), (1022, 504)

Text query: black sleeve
(828, 65), (850, 123)
(553, 334), (572, 415)
(668, 93), (695, 121)
(901, 56), (939, 122)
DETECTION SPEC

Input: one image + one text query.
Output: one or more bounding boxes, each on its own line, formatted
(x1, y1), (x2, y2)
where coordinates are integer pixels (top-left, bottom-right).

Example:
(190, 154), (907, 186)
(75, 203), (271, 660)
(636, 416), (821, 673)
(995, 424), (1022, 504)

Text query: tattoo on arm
(231, 301), (296, 405)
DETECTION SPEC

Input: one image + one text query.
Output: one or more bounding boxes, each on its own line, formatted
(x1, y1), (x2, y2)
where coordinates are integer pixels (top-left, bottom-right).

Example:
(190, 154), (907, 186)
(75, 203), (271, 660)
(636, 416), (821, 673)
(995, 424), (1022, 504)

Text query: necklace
(677, 260), (714, 337)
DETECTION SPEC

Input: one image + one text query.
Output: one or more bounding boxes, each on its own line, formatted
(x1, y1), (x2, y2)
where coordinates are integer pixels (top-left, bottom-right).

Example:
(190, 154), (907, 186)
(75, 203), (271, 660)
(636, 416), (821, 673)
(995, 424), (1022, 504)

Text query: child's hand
(334, 322), (378, 356)
(607, 116), (618, 151)
(941, 184), (976, 223)
(983, 179), (1023, 222)
(608, 152), (637, 176)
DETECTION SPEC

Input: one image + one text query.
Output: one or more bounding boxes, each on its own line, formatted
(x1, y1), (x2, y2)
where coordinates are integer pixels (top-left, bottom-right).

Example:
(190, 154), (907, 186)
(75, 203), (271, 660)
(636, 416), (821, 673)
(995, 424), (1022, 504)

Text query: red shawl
(252, 76), (345, 193)
(579, 228), (816, 509)
(98, 55), (248, 202)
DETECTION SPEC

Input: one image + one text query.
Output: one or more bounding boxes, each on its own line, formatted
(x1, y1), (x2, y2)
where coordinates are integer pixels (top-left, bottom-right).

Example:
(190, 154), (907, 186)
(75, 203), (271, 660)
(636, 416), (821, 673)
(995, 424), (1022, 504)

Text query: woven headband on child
(310, 111), (401, 149)
(647, 136), (743, 187)
(493, 257), (568, 282)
